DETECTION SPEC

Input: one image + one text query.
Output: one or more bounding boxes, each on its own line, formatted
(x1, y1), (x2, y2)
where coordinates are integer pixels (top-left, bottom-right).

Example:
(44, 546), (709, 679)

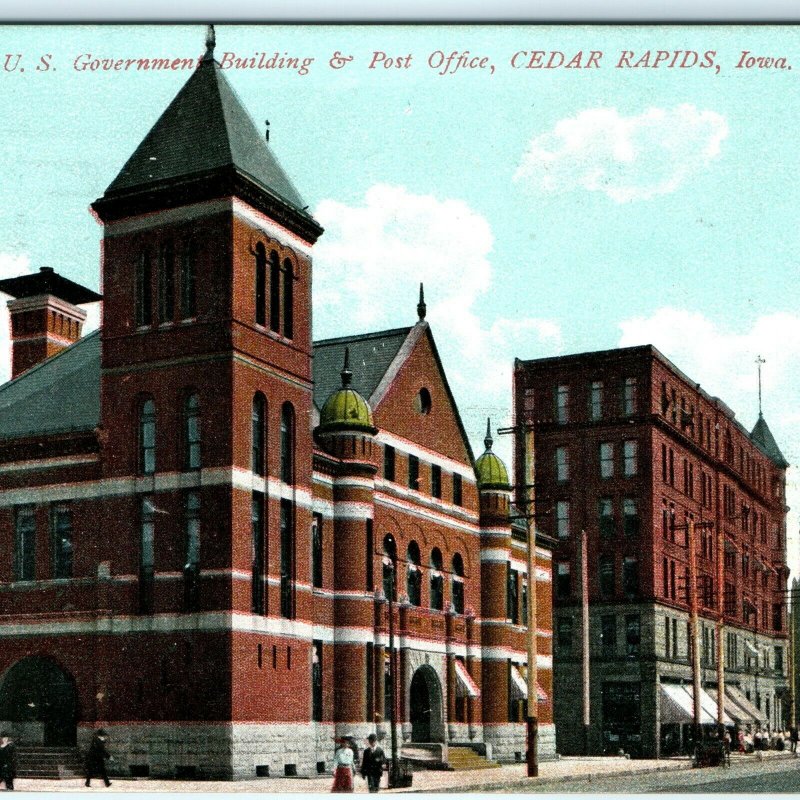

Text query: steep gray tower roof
(751, 413), (789, 468)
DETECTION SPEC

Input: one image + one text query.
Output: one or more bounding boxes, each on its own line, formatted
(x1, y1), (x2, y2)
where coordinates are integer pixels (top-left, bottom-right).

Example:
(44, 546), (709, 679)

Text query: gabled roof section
(0, 332), (101, 440)
(104, 48), (307, 213)
(750, 413), (789, 468)
(313, 327), (411, 410)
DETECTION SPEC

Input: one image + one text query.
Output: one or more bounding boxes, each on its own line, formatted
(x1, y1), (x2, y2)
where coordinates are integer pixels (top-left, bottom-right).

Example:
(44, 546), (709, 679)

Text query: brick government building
(0, 32), (556, 778)
(514, 346), (790, 760)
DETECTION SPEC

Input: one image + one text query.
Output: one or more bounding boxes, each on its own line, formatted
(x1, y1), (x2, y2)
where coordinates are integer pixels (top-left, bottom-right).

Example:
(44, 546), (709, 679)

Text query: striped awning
(454, 660), (480, 698)
(510, 665), (548, 702)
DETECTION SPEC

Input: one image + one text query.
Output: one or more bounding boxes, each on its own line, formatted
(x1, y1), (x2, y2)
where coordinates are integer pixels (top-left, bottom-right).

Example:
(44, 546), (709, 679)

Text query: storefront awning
(710, 687), (755, 725)
(727, 684), (768, 726)
(510, 665), (548, 702)
(454, 660), (480, 698)
(697, 687), (735, 726)
(659, 684), (731, 725)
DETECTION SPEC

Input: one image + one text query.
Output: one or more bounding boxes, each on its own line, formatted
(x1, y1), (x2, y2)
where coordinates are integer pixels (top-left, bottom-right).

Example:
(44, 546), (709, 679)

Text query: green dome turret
(318, 347), (377, 434)
(475, 418), (510, 490)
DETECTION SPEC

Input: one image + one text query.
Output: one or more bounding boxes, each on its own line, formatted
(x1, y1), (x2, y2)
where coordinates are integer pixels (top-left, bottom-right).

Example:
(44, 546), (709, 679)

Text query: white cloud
(313, 184), (562, 457)
(618, 306), (800, 575)
(515, 104), (728, 202)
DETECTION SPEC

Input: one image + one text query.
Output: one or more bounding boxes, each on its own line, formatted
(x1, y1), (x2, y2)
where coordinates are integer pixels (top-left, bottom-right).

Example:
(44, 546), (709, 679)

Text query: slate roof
(104, 51), (307, 212)
(0, 331), (101, 439)
(750, 413), (789, 468)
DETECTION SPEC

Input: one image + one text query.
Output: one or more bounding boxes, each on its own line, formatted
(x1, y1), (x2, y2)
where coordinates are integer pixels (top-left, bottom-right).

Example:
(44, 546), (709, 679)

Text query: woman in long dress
(331, 737), (356, 792)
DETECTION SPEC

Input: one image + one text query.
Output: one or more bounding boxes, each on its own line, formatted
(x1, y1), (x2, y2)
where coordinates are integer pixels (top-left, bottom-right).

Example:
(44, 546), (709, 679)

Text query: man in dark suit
(85, 729), (112, 788)
(0, 731), (16, 791)
(360, 733), (386, 793)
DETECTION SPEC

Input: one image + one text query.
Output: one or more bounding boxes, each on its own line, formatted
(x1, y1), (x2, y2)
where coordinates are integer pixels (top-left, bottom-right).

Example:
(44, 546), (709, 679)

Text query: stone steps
(16, 746), (84, 779)
(446, 747), (501, 771)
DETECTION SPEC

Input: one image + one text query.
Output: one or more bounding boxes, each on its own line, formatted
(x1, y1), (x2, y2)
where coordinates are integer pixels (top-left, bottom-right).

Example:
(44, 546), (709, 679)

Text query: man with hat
(0, 731), (16, 791)
(84, 729), (112, 788)
(360, 733), (386, 793)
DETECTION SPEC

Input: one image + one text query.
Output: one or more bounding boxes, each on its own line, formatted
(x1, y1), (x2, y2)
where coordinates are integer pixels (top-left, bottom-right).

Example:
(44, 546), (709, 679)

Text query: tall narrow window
(452, 473), (463, 506)
(51, 504), (73, 580)
(623, 440), (638, 476)
(407, 541), (422, 606)
(555, 446), (569, 482)
(136, 247), (152, 326)
(269, 250), (281, 332)
(312, 641), (323, 722)
(312, 514), (323, 589)
(280, 499), (294, 619)
(181, 237), (197, 319)
(623, 498), (640, 537)
(408, 455), (420, 490)
(184, 393), (201, 470)
(556, 500), (570, 539)
(184, 491), (200, 612)
(383, 535), (398, 601)
(255, 243), (267, 326)
(384, 445), (396, 481)
(599, 554), (614, 597)
(625, 614), (641, 657)
(599, 442), (614, 478)
(556, 562), (571, 598)
(430, 548), (444, 611)
(251, 492), (265, 614)
(158, 239), (175, 323)
(599, 498), (615, 538)
(366, 519), (374, 591)
(252, 394), (266, 477)
(556, 384), (569, 423)
(590, 381), (603, 421)
(451, 553), (465, 614)
(282, 258), (294, 339)
(139, 496), (155, 614)
(431, 464), (442, 499)
(507, 565), (519, 624)
(623, 377), (637, 416)
(623, 557), (639, 597)
(281, 403), (295, 485)
(14, 506), (36, 582)
(139, 398), (156, 475)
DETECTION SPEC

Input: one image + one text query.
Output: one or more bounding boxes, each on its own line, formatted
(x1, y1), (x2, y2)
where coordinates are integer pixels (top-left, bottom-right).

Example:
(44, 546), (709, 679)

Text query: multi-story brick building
(514, 345), (790, 759)
(0, 32), (554, 778)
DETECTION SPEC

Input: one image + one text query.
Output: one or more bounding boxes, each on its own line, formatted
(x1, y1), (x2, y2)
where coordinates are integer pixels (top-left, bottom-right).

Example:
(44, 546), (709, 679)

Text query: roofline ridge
(313, 325), (413, 347)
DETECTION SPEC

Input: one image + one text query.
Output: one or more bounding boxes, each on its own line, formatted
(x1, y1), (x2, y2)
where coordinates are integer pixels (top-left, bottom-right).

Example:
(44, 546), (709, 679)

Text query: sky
(0, 24), (798, 572)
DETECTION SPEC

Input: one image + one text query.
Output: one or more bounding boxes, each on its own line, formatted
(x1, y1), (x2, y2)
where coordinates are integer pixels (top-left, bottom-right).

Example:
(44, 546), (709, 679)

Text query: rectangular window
(599, 498), (614, 538)
(383, 445), (395, 482)
(139, 497), (155, 614)
(556, 446), (569, 482)
(599, 554), (615, 597)
(622, 557), (639, 597)
(625, 614), (641, 658)
(600, 442), (614, 478)
(507, 565), (519, 624)
(312, 640), (323, 722)
(557, 617), (573, 649)
(431, 464), (442, 499)
(623, 498), (639, 537)
(556, 384), (570, 423)
(158, 240), (175, 323)
(408, 455), (420, 490)
(51, 504), (73, 580)
(601, 614), (617, 655)
(661, 444), (667, 483)
(623, 440), (638, 477)
(183, 491), (200, 612)
(365, 519), (374, 592)
(556, 500), (570, 539)
(623, 377), (637, 416)
(14, 506), (36, 582)
(312, 513), (323, 589)
(452, 473), (463, 507)
(672, 618), (678, 658)
(665, 617), (671, 657)
(280, 500), (294, 619)
(773, 603), (783, 632)
(590, 381), (603, 421)
(251, 492), (265, 615)
(556, 562), (571, 598)
(662, 557), (669, 597)
(669, 448), (675, 486)
(775, 646), (784, 674)
(521, 580), (528, 626)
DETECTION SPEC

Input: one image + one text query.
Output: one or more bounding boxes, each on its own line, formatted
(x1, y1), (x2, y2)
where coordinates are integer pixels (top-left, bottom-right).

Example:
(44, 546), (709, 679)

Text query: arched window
(451, 553), (465, 614)
(282, 258), (294, 339)
(269, 250), (281, 333)
(254, 243), (267, 327)
(136, 247), (152, 326)
(383, 534), (397, 601)
(252, 394), (266, 477)
(430, 548), (444, 611)
(181, 237), (197, 319)
(158, 239), (175, 323)
(407, 541), (422, 606)
(184, 393), (201, 470)
(281, 402), (295, 484)
(139, 398), (156, 475)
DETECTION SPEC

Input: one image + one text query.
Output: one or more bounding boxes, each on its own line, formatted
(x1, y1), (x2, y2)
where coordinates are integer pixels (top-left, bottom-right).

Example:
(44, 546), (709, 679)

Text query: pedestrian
(360, 733), (386, 793)
(331, 736), (355, 793)
(0, 732), (16, 791)
(791, 726), (798, 754)
(85, 729), (112, 788)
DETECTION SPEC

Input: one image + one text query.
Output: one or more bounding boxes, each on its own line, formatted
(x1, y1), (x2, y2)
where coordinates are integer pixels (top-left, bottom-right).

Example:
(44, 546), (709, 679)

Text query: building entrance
(409, 665), (444, 743)
(0, 657), (78, 746)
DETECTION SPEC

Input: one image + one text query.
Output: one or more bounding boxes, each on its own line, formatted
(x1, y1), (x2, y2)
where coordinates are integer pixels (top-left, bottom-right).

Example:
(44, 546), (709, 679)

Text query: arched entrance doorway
(409, 665), (444, 743)
(0, 657), (78, 746)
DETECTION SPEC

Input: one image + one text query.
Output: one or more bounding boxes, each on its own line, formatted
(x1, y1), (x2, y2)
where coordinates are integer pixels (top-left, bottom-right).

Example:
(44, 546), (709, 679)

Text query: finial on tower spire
(341, 347), (353, 387)
(417, 283), (427, 321)
(204, 24), (216, 61)
(756, 354), (766, 417)
(484, 417), (493, 451)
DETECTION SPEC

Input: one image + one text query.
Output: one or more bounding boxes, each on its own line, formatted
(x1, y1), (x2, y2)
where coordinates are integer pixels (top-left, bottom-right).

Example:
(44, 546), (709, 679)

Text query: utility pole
(580, 528), (590, 755)
(715, 520), (725, 731)
(688, 518), (703, 748)
(385, 544), (399, 788)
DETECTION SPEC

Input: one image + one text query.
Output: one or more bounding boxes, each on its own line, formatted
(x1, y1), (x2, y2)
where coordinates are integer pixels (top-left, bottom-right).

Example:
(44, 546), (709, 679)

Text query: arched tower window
(282, 258), (294, 339)
(407, 541), (422, 606)
(430, 548), (444, 611)
(280, 402), (295, 485)
(139, 398), (156, 475)
(383, 534), (398, 601)
(181, 237), (198, 319)
(451, 553), (465, 614)
(269, 250), (281, 333)
(255, 243), (267, 327)
(184, 392), (201, 470)
(158, 239), (175, 323)
(252, 394), (267, 477)
(136, 247), (152, 326)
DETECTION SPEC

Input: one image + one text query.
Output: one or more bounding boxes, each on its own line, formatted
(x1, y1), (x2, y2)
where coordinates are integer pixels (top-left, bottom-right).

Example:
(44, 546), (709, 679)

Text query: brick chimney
(0, 266), (102, 379)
